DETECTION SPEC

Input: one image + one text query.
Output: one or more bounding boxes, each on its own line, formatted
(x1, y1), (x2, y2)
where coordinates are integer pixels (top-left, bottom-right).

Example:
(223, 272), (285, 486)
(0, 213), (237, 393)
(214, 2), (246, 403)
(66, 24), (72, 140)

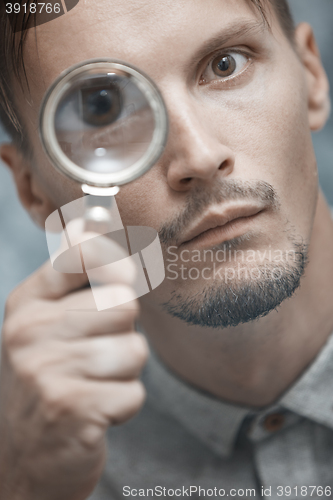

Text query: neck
(139, 192), (333, 408)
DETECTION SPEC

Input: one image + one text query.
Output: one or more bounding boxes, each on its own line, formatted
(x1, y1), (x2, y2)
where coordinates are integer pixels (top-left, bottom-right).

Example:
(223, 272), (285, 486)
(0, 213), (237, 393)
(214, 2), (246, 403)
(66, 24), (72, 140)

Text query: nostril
(218, 159), (232, 171)
(180, 177), (192, 184)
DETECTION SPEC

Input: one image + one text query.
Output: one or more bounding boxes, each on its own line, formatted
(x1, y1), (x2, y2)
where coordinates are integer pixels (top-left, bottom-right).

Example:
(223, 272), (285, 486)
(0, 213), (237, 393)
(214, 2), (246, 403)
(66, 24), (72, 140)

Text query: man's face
(19, 0), (321, 327)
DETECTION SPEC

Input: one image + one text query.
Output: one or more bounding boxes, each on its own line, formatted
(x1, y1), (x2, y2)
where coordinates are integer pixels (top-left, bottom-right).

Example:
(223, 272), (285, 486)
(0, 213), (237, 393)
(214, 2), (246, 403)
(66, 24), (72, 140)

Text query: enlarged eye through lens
(212, 54), (236, 78)
(81, 84), (123, 126)
(43, 60), (168, 185)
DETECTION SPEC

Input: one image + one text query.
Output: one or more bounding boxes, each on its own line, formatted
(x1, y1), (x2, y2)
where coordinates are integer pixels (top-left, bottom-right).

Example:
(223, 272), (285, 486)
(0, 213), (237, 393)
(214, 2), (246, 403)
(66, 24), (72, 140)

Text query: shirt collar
(280, 332), (333, 430)
(143, 350), (252, 458)
(142, 332), (333, 457)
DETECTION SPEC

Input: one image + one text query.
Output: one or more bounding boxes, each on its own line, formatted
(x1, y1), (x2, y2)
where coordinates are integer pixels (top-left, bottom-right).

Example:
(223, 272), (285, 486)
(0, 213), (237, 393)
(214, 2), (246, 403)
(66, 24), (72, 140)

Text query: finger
(61, 304), (140, 338)
(64, 219), (136, 283)
(62, 333), (149, 380)
(11, 232), (134, 305)
(5, 259), (88, 312)
(7, 287), (140, 347)
(61, 284), (139, 314)
(88, 379), (147, 425)
(57, 378), (147, 427)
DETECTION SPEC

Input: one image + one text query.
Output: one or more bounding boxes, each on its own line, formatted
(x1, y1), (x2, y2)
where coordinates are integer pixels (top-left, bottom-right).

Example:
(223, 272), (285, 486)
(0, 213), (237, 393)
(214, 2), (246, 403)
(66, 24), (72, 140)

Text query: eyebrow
(187, 19), (267, 70)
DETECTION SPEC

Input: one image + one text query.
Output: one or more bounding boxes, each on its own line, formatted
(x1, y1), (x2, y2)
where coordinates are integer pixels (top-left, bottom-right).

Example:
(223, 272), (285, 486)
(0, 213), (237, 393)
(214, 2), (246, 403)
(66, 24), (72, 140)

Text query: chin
(162, 242), (309, 329)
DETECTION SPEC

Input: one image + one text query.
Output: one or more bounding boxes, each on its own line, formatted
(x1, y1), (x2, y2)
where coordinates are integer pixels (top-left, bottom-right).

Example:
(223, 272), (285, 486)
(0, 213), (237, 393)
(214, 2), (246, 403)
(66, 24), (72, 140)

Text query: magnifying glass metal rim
(39, 58), (169, 187)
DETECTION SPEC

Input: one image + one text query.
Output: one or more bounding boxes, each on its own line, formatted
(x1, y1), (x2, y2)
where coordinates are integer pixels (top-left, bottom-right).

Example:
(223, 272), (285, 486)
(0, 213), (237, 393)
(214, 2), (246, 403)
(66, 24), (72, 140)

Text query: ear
(295, 23), (331, 132)
(0, 143), (56, 228)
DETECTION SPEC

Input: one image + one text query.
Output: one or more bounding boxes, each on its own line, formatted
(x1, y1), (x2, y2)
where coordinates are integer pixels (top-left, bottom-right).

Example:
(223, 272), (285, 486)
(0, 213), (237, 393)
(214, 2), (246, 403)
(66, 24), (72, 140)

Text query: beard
(158, 179), (309, 329)
(161, 239), (308, 329)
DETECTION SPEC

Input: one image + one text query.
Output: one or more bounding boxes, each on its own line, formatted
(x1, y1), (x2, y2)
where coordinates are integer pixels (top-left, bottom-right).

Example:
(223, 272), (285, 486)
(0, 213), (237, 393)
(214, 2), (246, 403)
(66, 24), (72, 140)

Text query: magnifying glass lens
(54, 71), (155, 174)
(40, 60), (168, 187)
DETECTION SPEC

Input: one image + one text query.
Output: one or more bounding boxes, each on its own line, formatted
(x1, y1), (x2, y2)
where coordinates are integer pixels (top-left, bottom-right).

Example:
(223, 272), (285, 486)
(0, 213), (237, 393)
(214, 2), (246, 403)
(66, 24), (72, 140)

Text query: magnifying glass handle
(84, 195), (115, 233)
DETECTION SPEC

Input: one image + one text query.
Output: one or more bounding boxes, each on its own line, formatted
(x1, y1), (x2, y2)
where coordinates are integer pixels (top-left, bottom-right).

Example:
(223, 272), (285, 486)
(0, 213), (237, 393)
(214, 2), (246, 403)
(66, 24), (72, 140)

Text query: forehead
(22, 0), (274, 91)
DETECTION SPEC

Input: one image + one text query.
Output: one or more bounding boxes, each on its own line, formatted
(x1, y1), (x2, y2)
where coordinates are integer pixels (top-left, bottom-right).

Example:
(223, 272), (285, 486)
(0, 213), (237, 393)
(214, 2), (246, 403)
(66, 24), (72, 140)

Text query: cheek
(31, 133), (84, 210)
(34, 151), (83, 209)
(249, 77), (318, 228)
(206, 63), (318, 232)
(215, 74), (311, 173)
(115, 168), (171, 228)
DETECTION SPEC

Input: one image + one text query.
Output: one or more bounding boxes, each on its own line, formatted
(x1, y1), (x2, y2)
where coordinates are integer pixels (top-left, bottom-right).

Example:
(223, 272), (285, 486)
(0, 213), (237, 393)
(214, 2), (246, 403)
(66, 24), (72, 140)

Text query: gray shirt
(88, 334), (333, 500)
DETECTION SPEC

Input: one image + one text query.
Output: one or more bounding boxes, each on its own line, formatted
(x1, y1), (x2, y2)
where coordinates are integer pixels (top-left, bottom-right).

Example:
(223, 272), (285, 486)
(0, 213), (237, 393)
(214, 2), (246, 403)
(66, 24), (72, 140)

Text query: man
(0, 0), (332, 498)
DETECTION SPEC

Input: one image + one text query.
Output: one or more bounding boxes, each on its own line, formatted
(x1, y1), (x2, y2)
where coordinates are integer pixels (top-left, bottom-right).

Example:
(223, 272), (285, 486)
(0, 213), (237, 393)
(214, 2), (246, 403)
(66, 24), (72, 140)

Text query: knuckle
(5, 350), (49, 395)
(3, 302), (65, 350)
(1, 322), (15, 350)
(16, 357), (43, 383)
(2, 316), (27, 350)
(78, 424), (105, 450)
(2, 308), (42, 349)
(40, 381), (72, 423)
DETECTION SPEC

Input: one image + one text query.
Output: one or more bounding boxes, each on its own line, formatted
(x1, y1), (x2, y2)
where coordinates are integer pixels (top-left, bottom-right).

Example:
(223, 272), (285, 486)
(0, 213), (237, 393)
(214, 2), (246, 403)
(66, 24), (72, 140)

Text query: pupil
(86, 90), (112, 117)
(81, 84), (123, 126)
(217, 56), (230, 72)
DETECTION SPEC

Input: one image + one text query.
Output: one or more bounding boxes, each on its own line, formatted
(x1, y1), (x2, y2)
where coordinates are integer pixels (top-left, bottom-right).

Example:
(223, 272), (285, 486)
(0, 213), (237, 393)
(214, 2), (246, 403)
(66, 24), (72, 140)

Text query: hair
(0, 0), (295, 153)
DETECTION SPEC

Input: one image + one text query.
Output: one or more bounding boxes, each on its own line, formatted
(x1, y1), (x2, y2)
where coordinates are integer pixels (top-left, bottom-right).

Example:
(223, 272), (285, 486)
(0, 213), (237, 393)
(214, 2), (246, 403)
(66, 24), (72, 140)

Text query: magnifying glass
(39, 59), (168, 231)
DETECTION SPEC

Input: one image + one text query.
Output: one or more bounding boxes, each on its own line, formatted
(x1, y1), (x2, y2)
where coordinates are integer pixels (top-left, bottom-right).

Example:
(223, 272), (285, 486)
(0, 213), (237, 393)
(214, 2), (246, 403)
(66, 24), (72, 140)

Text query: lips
(179, 204), (265, 247)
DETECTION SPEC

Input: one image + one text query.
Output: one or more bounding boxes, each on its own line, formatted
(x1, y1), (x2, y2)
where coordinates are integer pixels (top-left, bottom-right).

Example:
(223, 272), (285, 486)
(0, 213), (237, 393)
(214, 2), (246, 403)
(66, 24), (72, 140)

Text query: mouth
(179, 204), (265, 249)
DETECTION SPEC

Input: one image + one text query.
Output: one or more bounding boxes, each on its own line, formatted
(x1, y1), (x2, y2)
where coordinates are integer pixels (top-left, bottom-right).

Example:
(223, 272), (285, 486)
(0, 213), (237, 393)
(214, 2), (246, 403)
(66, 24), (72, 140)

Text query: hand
(0, 226), (148, 500)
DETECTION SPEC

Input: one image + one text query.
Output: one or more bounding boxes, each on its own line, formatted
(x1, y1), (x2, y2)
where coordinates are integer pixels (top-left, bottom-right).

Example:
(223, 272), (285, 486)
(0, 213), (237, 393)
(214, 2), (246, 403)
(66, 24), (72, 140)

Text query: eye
(54, 76), (150, 133)
(201, 51), (249, 84)
(80, 84), (123, 126)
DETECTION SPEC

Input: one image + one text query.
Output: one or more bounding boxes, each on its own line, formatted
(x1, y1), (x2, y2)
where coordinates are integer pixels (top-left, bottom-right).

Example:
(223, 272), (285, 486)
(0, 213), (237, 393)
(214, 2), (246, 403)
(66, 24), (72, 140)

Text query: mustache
(158, 180), (280, 246)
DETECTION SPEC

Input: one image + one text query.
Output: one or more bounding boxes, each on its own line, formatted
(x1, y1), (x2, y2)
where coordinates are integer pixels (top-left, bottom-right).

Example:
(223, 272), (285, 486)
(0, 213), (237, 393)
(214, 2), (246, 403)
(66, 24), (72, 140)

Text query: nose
(163, 95), (235, 192)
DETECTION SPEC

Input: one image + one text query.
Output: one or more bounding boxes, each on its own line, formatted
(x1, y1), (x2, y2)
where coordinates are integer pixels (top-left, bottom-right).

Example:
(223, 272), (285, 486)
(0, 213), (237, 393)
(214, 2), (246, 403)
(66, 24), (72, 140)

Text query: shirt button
(263, 412), (285, 432)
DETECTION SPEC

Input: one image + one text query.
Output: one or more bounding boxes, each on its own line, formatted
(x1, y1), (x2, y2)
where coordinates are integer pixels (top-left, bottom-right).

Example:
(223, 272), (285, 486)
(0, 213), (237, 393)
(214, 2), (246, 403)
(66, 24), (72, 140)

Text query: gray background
(0, 0), (333, 326)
